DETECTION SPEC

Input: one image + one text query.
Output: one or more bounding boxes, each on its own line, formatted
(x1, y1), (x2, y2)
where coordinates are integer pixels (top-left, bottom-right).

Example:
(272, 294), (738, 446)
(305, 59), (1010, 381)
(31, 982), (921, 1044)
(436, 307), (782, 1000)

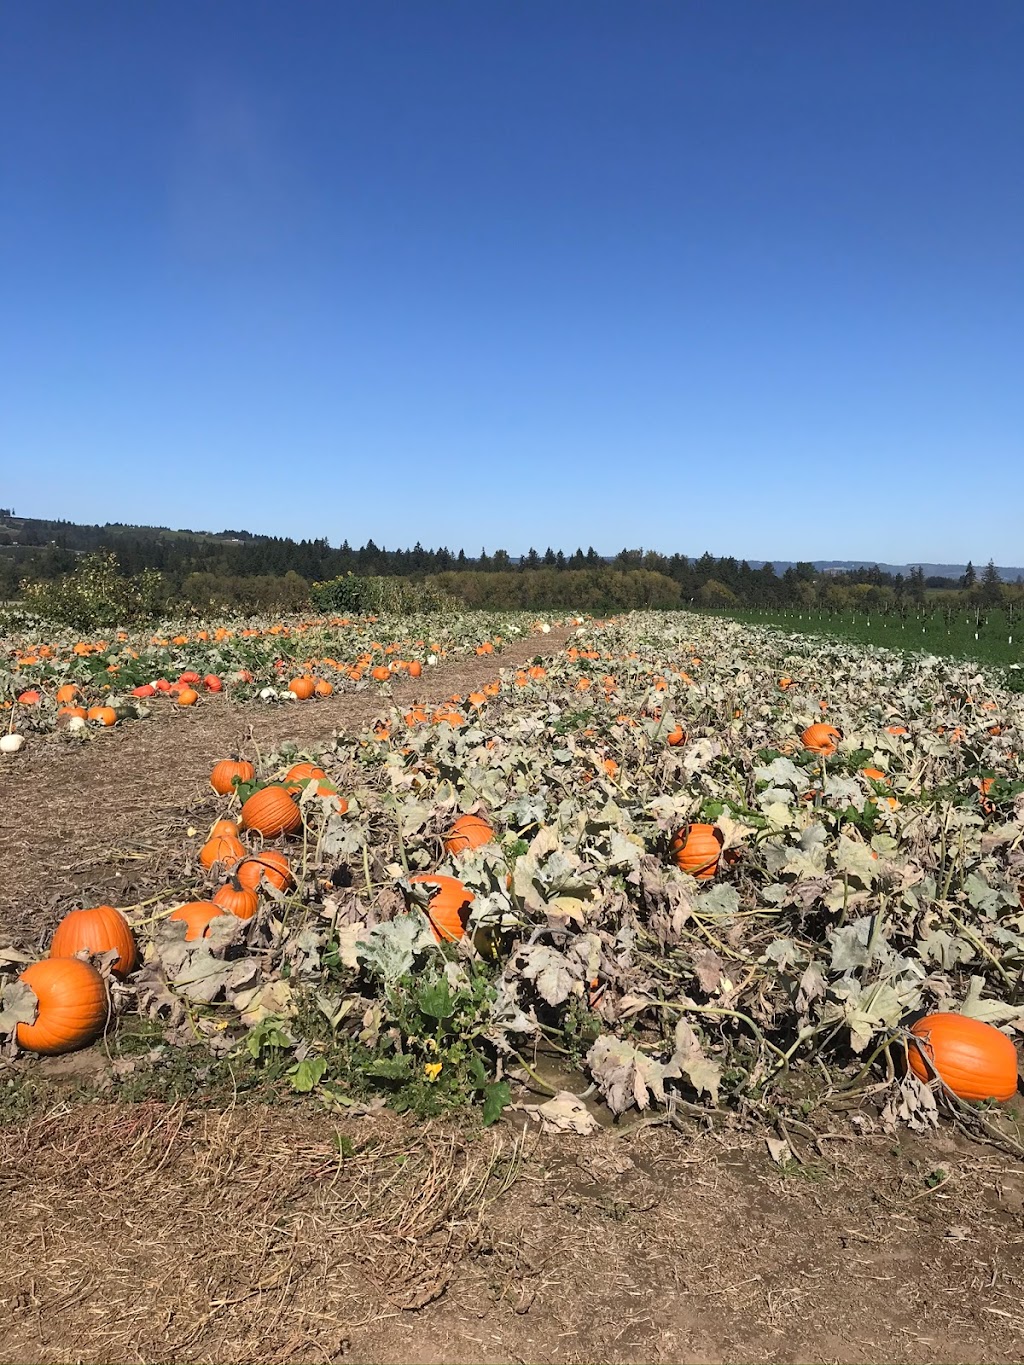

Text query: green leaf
(417, 975), (454, 1021)
(482, 1081), (511, 1126)
(289, 1055), (328, 1092)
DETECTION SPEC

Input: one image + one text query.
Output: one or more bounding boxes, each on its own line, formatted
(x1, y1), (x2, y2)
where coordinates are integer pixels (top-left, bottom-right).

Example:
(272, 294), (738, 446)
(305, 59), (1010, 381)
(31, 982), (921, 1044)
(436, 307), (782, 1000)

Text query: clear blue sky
(2, 1), (1021, 563)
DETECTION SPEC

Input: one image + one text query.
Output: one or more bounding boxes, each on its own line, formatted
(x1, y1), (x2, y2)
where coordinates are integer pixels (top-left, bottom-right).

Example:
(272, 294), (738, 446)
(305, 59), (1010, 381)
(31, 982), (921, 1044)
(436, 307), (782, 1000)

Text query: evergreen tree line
(0, 513), (1017, 615)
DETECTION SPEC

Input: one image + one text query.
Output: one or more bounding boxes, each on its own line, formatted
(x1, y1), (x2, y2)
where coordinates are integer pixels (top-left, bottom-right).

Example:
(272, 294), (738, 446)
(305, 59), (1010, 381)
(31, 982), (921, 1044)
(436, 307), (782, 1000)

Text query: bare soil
(3, 625), (1024, 1364)
(0, 1096), (1023, 1365)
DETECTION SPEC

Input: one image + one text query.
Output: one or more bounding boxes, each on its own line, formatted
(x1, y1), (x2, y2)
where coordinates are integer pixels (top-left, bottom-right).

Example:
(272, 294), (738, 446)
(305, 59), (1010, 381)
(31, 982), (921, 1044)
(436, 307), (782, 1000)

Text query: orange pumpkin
(235, 850), (293, 893)
(87, 706), (117, 727)
(199, 833), (245, 871)
(57, 705), (88, 722)
(371, 666), (391, 682)
(862, 767), (888, 783)
(210, 758), (255, 795)
(670, 824), (724, 880)
(288, 676), (315, 700)
(240, 785), (302, 838)
(169, 901), (227, 941)
(16, 689), (41, 705)
(444, 813), (494, 857)
(314, 781), (348, 814)
(56, 684), (81, 704)
(408, 661), (422, 678)
(908, 1013), (1019, 1102)
(209, 817), (240, 839)
(407, 874), (474, 942)
(177, 688), (199, 707)
(16, 958), (108, 1054)
(801, 723), (842, 755)
(213, 879), (260, 921)
(314, 679), (334, 697)
(285, 762), (327, 783)
(49, 905), (137, 977)
(666, 725), (686, 746)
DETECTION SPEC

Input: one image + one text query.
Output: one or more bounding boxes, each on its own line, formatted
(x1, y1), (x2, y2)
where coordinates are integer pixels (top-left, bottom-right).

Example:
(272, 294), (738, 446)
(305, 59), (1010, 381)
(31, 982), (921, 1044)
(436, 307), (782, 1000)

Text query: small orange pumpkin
(288, 676), (315, 700)
(235, 850), (293, 893)
(407, 874), (474, 942)
(213, 879), (260, 921)
(908, 1013), (1019, 1102)
(209, 817), (240, 839)
(49, 905), (137, 977)
(285, 762), (327, 783)
(199, 833), (245, 871)
(666, 725), (686, 746)
(408, 661), (422, 678)
(87, 705), (117, 727)
(444, 813), (494, 857)
(16, 958), (108, 1054)
(801, 723), (842, 755)
(670, 824), (724, 880)
(169, 901), (227, 941)
(177, 687), (199, 707)
(240, 785), (302, 838)
(210, 758), (255, 795)
(56, 683), (81, 704)
(371, 666), (391, 682)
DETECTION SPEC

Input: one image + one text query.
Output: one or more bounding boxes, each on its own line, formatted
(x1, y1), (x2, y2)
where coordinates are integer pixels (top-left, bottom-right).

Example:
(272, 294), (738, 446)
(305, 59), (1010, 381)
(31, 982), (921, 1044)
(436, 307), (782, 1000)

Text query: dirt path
(0, 626), (575, 945)
(0, 1098), (1022, 1365)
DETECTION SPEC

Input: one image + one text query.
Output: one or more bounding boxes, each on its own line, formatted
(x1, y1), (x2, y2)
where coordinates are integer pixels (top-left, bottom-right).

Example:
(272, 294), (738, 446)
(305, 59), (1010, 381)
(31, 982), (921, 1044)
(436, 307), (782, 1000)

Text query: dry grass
(0, 1101), (526, 1364)
(2, 1098), (1024, 1365)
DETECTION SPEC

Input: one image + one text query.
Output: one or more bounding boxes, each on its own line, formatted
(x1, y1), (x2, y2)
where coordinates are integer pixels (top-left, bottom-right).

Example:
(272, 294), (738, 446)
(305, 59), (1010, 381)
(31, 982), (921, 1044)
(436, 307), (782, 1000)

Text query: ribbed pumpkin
(408, 874), (474, 943)
(240, 785), (302, 838)
(314, 679), (334, 697)
(50, 905), (137, 977)
(210, 759), (255, 795)
(371, 665), (391, 682)
(199, 833), (245, 871)
(213, 879), (260, 920)
(16, 958), (108, 1055)
(801, 723), (842, 755)
(908, 1013), (1019, 1102)
(235, 850), (293, 893)
(670, 824), (723, 880)
(169, 901), (226, 941)
(209, 817), (240, 839)
(444, 814), (494, 857)
(288, 676), (315, 700)
(285, 762), (327, 783)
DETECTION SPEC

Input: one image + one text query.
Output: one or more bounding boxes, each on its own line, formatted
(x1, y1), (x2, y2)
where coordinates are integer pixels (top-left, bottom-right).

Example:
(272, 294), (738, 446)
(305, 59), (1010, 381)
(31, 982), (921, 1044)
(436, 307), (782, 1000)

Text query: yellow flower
(424, 1062), (442, 1082)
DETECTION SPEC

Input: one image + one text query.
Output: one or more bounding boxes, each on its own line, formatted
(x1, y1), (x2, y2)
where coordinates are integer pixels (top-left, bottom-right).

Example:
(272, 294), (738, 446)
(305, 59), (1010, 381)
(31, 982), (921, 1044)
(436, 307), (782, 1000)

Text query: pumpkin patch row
(2, 608), (554, 739)
(3, 609), (1022, 1132)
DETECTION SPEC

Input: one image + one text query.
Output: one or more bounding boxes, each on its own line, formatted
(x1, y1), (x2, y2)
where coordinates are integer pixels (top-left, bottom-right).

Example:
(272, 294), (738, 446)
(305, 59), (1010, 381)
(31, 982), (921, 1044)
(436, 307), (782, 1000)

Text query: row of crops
(2, 612), (1022, 1135)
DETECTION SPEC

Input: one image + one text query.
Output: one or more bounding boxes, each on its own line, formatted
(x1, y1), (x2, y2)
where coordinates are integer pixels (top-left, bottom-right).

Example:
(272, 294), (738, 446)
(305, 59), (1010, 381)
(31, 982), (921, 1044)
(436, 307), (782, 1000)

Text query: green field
(710, 606), (1024, 676)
